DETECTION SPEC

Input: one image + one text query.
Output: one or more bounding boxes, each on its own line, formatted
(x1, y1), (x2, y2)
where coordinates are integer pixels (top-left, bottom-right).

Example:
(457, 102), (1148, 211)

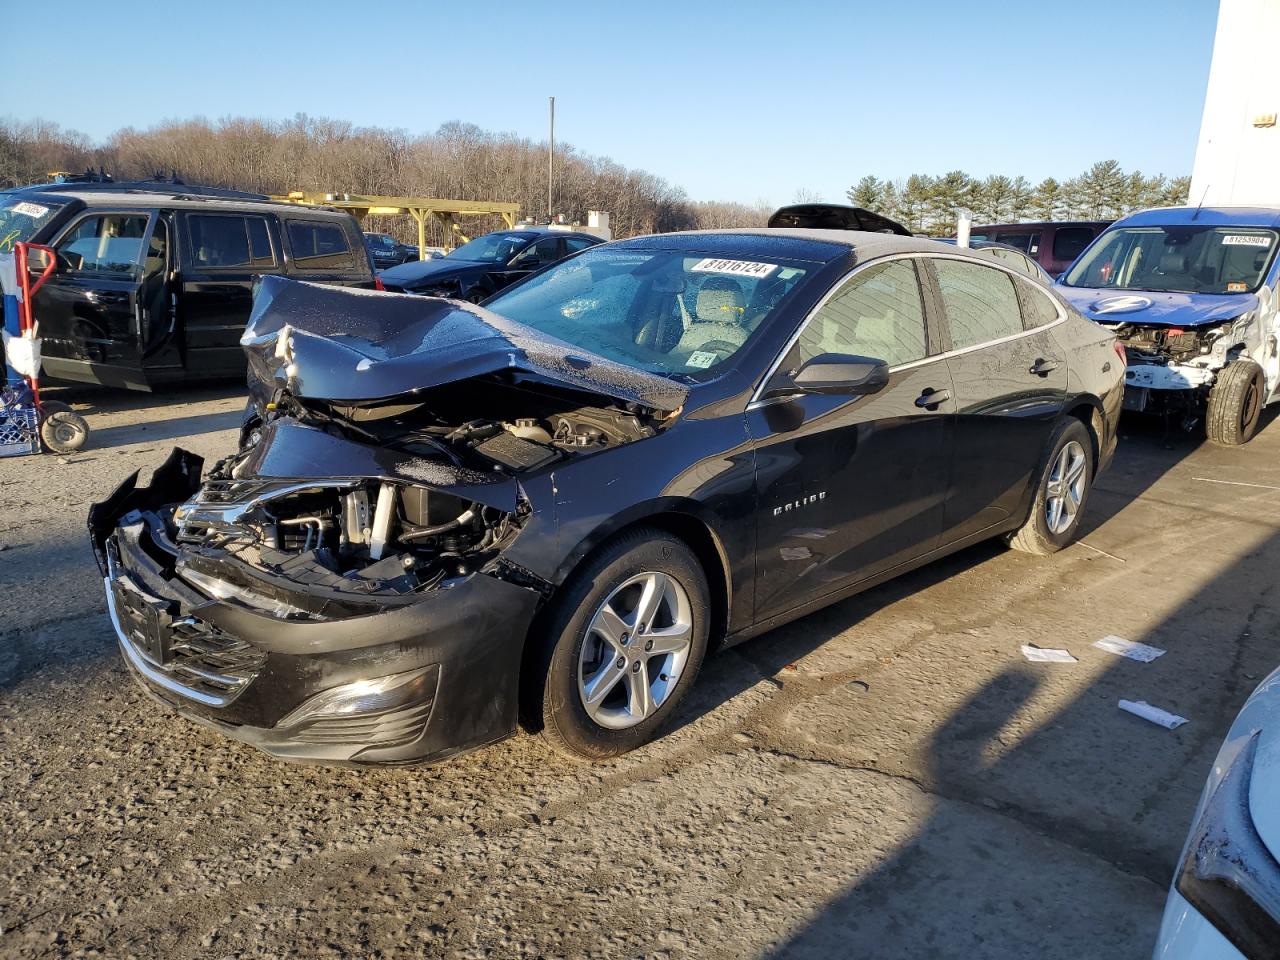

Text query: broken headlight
(1175, 731), (1280, 959)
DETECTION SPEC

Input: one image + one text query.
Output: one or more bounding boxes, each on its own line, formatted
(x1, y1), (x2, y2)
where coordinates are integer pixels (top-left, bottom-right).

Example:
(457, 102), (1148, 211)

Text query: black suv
(0, 186), (376, 391)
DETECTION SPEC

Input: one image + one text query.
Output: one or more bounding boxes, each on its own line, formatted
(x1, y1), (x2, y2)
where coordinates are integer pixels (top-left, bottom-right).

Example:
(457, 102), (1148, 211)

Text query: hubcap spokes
(1044, 440), (1087, 535)
(577, 571), (693, 730)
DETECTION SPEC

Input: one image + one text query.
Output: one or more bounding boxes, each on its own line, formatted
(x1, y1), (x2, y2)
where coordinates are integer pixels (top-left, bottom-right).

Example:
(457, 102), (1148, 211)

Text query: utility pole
(548, 96), (555, 221)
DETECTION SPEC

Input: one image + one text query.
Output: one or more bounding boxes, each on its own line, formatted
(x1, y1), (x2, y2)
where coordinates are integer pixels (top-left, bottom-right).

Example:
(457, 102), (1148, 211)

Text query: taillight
(1113, 340), (1127, 365)
(374, 276), (386, 292)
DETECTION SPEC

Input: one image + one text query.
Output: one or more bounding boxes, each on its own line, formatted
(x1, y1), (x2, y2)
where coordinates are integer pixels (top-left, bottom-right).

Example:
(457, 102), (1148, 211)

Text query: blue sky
(2, 0), (1217, 205)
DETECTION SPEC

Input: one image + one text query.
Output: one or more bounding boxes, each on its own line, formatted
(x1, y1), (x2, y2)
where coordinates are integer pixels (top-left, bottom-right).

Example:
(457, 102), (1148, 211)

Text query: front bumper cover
(93, 451), (542, 765)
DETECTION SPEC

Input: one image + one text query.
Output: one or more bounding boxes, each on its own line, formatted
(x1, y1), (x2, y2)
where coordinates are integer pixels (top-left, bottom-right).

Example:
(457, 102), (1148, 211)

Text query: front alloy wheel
(532, 529), (710, 759)
(578, 572), (693, 730)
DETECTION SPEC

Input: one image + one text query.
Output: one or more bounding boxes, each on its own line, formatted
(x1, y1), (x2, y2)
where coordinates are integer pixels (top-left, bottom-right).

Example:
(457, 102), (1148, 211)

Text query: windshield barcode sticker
(11, 202), (48, 219)
(1222, 234), (1272, 247)
(691, 258), (778, 278)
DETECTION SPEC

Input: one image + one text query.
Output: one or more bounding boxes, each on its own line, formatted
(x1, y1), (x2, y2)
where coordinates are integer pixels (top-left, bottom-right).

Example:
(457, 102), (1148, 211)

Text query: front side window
(287, 221), (352, 270)
(483, 247), (812, 376)
(797, 259), (927, 367)
(510, 236), (561, 267)
(995, 231), (1041, 255)
(189, 215), (276, 269)
(55, 213), (150, 275)
(1064, 225), (1279, 294)
(933, 258), (1023, 349)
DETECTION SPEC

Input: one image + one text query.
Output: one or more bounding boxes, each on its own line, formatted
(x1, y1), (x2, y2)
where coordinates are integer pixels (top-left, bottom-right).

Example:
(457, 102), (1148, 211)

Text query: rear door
(748, 256), (955, 622)
(36, 209), (156, 390)
(927, 257), (1068, 544)
(179, 211), (280, 377)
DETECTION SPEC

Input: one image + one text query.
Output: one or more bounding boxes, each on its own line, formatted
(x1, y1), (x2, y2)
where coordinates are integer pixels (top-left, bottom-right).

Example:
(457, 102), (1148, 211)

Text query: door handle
(915, 388), (951, 410)
(1030, 358), (1060, 376)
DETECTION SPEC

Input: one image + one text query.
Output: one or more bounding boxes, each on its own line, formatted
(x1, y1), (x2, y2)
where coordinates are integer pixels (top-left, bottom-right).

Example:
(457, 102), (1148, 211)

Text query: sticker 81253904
(1222, 234), (1273, 247)
(690, 258), (778, 279)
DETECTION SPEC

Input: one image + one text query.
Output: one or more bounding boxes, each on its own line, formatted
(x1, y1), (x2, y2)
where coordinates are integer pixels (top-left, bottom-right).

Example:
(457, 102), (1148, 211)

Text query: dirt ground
(2, 382), (1278, 959)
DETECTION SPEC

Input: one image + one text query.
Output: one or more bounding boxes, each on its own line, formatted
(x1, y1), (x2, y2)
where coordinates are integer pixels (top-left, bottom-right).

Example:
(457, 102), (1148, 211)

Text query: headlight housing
(279, 667), (438, 727)
(1176, 731), (1280, 959)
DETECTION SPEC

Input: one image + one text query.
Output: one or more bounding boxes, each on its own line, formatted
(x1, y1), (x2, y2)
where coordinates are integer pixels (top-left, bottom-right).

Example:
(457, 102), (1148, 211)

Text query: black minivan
(0, 186), (376, 391)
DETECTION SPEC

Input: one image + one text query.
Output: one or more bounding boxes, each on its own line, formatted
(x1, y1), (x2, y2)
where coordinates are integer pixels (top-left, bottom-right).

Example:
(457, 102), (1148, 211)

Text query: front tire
(1009, 418), (1095, 556)
(1206, 359), (1264, 445)
(535, 530), (710, 760)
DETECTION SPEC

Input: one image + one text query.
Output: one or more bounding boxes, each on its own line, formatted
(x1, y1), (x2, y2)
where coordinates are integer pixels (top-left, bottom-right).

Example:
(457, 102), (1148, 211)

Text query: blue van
(1056, 207), (1280, 444)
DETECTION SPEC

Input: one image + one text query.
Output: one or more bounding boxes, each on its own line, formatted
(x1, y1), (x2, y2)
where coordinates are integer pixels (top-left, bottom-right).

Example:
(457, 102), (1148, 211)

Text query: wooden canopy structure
(270, 192), (521, 256)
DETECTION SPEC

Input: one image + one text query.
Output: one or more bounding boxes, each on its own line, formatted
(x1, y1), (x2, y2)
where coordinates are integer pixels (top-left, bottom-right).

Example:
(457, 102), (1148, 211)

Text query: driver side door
(490, 236), (562, 292)
(747, 256), (956, 624)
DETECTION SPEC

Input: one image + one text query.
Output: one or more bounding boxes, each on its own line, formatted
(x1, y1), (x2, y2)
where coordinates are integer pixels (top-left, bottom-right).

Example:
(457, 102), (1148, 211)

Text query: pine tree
(1030, 178), (1061, 220)
(847, 175), (883, 209)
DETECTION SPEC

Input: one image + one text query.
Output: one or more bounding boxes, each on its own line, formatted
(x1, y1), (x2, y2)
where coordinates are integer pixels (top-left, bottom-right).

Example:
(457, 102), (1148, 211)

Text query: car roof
(613, 228), (990, 264)
(1113, 206), (1280, 229)
(6, 187), (352, 218)
(974, 220), (1111, 230)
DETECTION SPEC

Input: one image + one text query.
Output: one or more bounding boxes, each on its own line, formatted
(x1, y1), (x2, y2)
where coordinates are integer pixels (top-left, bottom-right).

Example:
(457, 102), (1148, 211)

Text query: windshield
(0, 196), (67, 253)
(366, 234), (396, 249)
(447, 232), (529, 263)
(1064, 225), (1279, 294)
(482, 247), (813, 376)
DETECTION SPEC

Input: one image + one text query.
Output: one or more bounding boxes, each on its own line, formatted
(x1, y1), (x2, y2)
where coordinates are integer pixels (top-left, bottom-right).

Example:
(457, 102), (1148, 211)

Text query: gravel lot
(2, 382), (1278, 959)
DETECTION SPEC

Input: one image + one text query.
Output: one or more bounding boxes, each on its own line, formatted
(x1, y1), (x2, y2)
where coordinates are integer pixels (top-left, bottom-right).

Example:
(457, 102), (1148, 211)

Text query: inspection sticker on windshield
(10, 201), (48, 219)
(691, 257), (777, 278)
(686, 350), (718, 369)
(1222, 234), (1272, 247)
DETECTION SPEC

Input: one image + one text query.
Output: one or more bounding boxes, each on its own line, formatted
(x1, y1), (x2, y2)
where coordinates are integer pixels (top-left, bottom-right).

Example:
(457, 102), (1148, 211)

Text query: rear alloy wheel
(1206, 359), (1265, 445)
(1009, 418), (1095, 555)
(534, 530), (710, 759)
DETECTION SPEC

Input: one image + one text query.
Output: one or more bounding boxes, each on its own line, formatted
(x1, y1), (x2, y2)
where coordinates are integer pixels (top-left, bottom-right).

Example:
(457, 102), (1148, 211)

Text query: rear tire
(1009, 418), (1095, 556)
(534, 529), (710, 760)
(1206, 359), (1264, 445)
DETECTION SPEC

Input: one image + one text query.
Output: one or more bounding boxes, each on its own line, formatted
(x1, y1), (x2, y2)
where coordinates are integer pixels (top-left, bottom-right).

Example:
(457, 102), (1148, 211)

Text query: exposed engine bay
(1108, 320), (1245, 366)
(161, 376), (669, 611)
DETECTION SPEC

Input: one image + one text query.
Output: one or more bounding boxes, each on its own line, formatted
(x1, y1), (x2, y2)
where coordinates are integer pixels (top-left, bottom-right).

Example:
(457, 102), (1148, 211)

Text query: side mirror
(763, 353), (890, 400)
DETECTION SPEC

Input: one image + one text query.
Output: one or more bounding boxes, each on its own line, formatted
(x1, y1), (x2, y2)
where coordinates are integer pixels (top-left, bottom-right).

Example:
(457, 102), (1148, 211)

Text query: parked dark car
(378, 226), (602, 301)
(89, 230), (1122, 765)
(935, 238), (1052, 283)
(364, 232), (419, 270)
(0, 186), (375, 391)
(968, 221), (1111, 277)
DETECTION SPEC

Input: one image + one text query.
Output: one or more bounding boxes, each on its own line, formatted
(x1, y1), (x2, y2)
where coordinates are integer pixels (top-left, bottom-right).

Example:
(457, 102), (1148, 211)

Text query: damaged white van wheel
(1009, 418), (1094, 556)
(1206, 359), (1264, 446)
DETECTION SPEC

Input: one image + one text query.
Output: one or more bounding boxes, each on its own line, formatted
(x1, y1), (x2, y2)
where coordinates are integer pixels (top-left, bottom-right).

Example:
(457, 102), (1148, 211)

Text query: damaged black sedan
(90, 230), (1123, 765)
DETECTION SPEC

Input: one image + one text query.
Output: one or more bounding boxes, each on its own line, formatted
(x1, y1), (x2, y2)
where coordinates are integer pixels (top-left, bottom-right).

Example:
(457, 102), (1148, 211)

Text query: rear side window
(1052, 227), (1095, 263)
(287, 220), (353, 270)
(1015, 277), (1061, 329)
(565, 236), (596, 253)
(799, 259), (928, 367)
(188, 215), (276, 269)
(933, 259), (1023, 349)
(55, 213), (150, 275)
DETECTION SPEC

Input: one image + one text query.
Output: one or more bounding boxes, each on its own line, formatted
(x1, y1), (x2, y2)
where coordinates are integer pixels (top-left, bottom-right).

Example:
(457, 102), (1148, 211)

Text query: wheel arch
(516, 502), (734, 732)
(1063, 394), (1106, 463)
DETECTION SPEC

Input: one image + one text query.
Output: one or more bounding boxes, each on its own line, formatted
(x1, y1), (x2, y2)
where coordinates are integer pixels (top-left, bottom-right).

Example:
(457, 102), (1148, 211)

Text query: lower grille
(164, 617), (267, 701)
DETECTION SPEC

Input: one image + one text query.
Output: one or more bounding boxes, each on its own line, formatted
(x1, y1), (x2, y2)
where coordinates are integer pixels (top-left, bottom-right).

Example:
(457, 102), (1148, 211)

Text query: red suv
(970, 221), (1110, 277)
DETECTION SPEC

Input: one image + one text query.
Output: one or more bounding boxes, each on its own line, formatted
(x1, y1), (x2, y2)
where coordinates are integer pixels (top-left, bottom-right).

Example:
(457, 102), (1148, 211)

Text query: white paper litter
(1119, 700), (1188, 729)
(1094, 635), (1165, 662)
(1020, 645), (1078, 663)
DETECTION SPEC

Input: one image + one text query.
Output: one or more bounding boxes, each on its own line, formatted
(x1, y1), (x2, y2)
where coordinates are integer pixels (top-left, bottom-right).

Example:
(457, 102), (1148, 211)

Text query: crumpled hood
(241, 276), (688, 412)
(378, 257), (474, 286)
(1055, 285), (1258, 328)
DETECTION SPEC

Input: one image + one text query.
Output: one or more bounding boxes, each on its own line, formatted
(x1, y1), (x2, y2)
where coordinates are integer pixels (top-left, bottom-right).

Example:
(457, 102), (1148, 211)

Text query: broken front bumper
(91, 452), (541, 765)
